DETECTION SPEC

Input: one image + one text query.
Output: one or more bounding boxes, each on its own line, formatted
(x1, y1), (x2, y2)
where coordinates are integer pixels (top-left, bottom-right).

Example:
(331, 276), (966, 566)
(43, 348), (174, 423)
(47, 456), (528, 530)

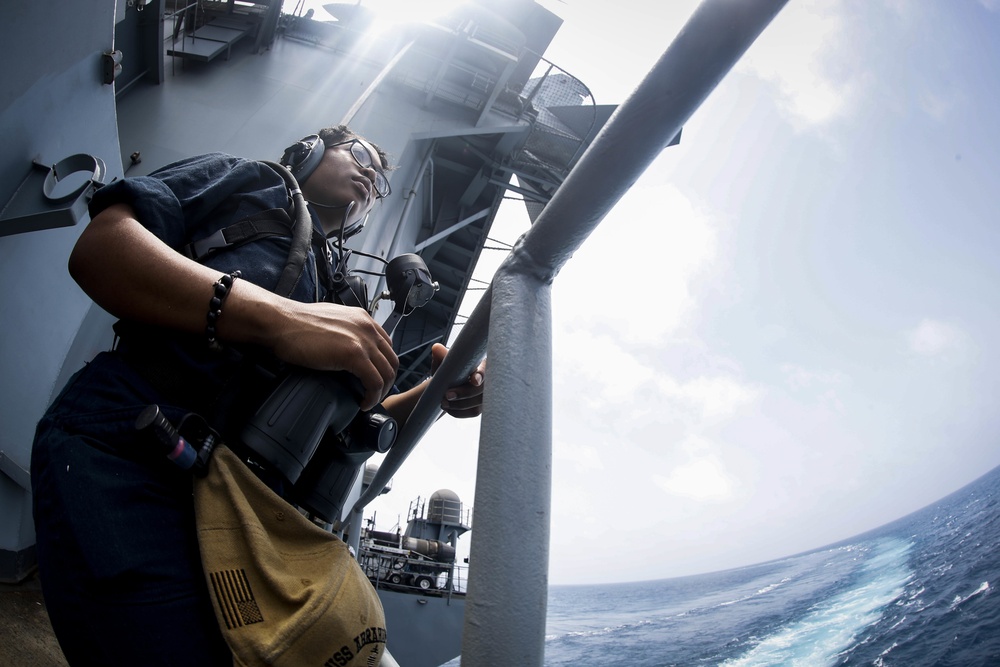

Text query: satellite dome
(428, 489), (463, 524)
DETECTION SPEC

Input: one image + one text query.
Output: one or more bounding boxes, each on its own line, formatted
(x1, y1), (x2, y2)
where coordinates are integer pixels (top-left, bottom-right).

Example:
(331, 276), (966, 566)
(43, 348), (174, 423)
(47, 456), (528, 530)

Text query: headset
(279, 134), (368, 240)
(280, 134), (326, 183)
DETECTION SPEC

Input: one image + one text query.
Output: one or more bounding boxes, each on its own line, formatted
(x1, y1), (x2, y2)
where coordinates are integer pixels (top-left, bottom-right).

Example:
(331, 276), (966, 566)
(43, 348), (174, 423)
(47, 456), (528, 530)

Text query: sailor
(30, 126), (486, 666)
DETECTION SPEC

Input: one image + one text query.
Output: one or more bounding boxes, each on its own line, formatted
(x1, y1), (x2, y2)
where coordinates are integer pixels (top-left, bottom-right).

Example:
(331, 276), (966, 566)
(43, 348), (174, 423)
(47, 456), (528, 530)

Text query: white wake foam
(949, 581), (989, 610)
(719, 538), (913, 667)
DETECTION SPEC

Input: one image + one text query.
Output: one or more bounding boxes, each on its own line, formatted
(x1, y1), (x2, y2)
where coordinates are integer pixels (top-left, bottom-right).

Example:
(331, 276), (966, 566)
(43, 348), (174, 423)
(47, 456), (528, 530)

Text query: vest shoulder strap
(182, 208), (293, 262)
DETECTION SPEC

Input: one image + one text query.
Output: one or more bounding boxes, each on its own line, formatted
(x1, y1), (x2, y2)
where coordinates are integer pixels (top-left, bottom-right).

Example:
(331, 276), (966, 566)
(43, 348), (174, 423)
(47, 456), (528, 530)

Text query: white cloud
(554, 181), (716, 346)
(907, 318), (966, 357)
(667, 375), (759, 422)
(553, 440), (604, 471)
(780, 363), (848, 391)
(979, 0), (1000, 12)
(917, 89), (953, 122)
(554, 327), (656, 411)
(737, 0), (857, 128)
(653, 448), (736, 502)
(554, 324), (757, 438)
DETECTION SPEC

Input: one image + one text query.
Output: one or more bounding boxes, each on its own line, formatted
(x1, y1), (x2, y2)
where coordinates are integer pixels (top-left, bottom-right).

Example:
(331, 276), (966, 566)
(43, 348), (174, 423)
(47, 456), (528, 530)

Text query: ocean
(449, 464), (1000, 666)
(543, 465), (1000, 666)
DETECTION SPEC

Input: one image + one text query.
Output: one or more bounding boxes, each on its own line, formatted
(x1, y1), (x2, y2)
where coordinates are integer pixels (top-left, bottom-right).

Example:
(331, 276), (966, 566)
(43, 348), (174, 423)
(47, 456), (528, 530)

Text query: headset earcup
(280, 134), (324, 183)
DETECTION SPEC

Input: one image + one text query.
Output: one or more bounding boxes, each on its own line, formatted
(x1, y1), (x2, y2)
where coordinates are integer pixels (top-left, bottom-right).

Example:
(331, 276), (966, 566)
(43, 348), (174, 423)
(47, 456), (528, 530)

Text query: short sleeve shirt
(89, 152), (322, 302)
(68, 153), (332, 439)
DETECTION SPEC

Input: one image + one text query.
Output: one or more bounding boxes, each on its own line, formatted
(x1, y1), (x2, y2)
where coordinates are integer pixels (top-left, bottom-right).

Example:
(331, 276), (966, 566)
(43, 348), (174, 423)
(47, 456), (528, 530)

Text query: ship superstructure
(355, 477), (473, 666)
(0, 0), (787, 664)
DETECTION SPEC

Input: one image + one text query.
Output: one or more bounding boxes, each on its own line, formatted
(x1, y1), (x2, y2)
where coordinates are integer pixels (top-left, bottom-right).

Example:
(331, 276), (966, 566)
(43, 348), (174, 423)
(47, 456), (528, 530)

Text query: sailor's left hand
(432, 343), (485, 418)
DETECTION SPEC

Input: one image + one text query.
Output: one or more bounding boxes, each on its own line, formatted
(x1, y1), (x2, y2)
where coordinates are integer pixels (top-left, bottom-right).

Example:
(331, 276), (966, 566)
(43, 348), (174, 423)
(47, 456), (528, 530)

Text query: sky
(320, 0), (1000, 585)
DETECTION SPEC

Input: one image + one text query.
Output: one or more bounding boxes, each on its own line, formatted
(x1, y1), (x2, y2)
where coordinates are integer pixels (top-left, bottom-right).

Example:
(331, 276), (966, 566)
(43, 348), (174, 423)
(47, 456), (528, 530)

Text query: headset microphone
(303, 186), (370, 241)
(306, 198), (349, 209)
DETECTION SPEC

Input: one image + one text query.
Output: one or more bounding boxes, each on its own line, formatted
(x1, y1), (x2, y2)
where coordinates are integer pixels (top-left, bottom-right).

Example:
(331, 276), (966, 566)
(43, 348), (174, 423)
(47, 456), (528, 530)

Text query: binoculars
(241, 253), (436, 523)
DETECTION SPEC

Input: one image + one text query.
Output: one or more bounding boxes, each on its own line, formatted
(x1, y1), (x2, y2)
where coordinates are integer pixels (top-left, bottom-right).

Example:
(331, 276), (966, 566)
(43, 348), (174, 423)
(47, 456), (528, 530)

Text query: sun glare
(297, 0), (466, 32)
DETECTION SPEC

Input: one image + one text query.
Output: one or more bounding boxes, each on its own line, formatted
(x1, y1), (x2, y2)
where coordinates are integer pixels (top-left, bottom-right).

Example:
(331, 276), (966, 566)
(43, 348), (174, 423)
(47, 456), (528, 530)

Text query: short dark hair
(318, 126), (391, 171)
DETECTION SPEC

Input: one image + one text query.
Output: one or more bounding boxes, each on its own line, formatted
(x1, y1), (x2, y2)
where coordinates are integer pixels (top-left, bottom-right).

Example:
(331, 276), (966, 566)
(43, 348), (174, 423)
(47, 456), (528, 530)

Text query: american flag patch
(209, 568), (264, 628)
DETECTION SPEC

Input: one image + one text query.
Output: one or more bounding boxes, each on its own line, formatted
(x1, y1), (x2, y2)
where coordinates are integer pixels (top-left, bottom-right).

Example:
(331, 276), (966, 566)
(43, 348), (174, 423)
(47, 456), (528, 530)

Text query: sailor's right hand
(266, 301), (398, 411)
(67, 204), (396, 411)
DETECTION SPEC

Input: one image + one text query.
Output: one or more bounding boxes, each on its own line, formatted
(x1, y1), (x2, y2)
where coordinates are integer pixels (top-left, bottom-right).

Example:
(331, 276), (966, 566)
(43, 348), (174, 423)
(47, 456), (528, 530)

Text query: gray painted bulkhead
(0, 0), (125, 581)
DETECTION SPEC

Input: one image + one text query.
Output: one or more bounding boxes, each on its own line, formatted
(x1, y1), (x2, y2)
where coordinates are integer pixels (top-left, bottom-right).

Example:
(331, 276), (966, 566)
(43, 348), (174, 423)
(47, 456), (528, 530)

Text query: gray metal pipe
(460, 1), (790, 662)
(363, 0), (791, 659)
(355, 0), (789, 536)
(520, 0), (789, 272)
(361, 0), (790, 659)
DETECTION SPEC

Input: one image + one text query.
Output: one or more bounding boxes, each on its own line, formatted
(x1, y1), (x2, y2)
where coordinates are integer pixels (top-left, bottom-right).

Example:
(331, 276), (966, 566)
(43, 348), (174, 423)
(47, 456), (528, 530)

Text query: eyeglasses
(330, 139), (391, 199)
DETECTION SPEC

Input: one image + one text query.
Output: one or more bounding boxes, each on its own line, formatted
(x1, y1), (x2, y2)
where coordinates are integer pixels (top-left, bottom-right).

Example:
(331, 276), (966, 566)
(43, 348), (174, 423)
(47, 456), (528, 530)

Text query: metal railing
(354, 1), (791, 664)
(361, 550), (469, 598)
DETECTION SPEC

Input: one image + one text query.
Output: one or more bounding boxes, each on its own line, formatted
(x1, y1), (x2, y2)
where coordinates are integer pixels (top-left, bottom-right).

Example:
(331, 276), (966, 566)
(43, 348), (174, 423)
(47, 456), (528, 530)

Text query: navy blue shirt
(58, 153), (333, 442)
(90, 152), (323, 301)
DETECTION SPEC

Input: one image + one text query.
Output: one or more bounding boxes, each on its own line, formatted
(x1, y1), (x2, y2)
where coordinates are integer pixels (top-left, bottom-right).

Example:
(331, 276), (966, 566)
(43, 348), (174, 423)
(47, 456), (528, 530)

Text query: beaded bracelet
(206, 270), (242, 351)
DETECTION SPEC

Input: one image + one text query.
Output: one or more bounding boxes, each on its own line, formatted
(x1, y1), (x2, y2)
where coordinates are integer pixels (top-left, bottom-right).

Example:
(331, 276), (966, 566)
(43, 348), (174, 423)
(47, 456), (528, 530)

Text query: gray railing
(360, 550), (469, 597)
(354, 0), (791, 664)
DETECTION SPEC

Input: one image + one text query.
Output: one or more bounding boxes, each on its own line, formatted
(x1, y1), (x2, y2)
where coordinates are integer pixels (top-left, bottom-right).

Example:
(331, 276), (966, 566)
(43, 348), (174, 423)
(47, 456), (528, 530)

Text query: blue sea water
(540, 464), (1000, 666)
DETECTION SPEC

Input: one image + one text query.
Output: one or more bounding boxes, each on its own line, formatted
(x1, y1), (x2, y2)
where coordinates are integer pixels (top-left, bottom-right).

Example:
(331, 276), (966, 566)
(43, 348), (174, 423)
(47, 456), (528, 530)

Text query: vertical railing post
(462, 266), (553, 666)
(458, 1), (790, 664)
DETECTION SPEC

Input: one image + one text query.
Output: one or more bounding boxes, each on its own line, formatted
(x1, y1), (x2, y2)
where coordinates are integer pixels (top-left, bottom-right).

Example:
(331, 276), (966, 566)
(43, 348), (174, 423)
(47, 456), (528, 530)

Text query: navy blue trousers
(31, 357), (232, 666)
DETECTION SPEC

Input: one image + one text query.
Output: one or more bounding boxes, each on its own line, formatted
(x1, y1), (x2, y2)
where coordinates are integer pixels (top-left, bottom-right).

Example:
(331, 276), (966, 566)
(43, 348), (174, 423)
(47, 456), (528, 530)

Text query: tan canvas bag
(193, 445), (386, 667)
